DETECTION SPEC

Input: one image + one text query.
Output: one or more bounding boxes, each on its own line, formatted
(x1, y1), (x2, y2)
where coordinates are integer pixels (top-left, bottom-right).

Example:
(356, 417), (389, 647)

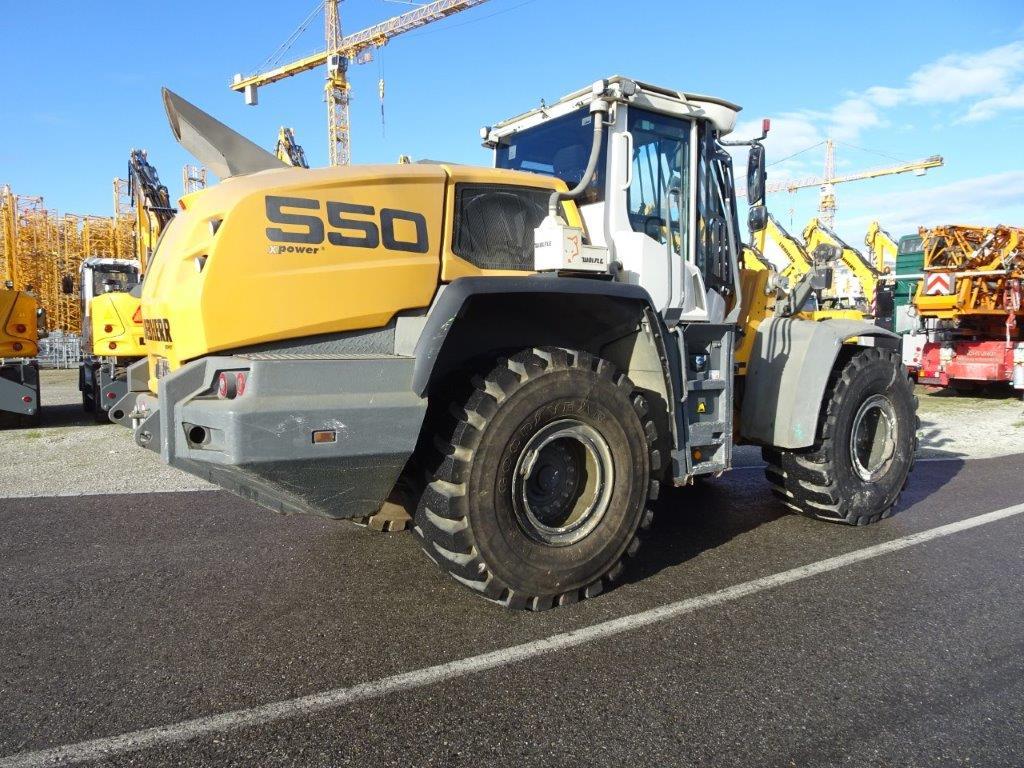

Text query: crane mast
(232, 0), (491, 166)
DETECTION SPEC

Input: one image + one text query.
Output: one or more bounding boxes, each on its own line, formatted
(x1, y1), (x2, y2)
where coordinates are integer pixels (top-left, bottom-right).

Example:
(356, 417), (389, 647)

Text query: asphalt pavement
(1, 455), (1023, 766)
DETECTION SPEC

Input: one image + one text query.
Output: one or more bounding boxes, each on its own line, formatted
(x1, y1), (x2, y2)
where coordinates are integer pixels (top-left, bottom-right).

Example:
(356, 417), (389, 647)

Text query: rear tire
(414, 347), (661, 610)
(763, 347), (918, 525)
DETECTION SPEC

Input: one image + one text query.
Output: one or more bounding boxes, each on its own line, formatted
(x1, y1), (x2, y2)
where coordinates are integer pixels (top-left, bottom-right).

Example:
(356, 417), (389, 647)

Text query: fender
(740, 317), (899, 449)
(411, 275), (672, 398)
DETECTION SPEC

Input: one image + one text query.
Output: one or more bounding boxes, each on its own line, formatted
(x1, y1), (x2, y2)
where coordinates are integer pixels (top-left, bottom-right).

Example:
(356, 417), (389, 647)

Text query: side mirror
(747, 204), (768, 233)
(60, 275), (75, 295)
(747, 144), (766, 206)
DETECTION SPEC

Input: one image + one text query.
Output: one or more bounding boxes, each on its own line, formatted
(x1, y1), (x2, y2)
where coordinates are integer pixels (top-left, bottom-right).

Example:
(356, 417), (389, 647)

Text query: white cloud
(960, 82), (1024, 122)
(839, 170), (1024, 238)
(729, 39), (1024, 188)
(905, 42), (1024, 104)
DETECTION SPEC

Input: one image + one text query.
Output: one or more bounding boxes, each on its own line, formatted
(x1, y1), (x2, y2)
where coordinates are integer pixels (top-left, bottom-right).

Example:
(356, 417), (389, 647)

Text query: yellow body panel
(143, 164), (449, 384)
(0, 288), (39, 358)
(90, 291), (145, 358)
(734, 268), (773, 371)
(142, 163), (575, 391)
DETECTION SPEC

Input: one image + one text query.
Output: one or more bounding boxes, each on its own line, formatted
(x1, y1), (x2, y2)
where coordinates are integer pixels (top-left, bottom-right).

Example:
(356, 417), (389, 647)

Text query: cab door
(605, 106), (710, 322)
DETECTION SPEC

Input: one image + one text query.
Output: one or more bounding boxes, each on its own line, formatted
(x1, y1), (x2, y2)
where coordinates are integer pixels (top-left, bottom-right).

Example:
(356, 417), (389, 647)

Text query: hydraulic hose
(548, 100), (609, 217)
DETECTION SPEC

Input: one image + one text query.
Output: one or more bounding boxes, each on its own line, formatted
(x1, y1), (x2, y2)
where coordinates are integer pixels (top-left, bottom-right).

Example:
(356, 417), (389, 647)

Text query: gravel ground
(1, 368), (1021, 498)
(0, 370), (214, 497)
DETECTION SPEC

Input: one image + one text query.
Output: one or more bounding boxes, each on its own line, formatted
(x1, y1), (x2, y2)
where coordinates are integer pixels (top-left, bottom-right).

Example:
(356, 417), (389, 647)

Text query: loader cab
(77, 258), (141, 333)
(487, 77), (744, 325)
(79, 259), (140, 306)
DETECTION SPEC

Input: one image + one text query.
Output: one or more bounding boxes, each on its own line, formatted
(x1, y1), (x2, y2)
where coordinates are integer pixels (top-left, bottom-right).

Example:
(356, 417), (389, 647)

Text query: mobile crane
(908, 224), (1024, 393)
(78, 150), (173, 419)
(125, 79), (917, 610)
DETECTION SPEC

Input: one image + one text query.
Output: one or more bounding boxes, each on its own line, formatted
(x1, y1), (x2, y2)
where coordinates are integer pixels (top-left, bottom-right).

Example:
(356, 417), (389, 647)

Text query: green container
(894, 235), (924, 307)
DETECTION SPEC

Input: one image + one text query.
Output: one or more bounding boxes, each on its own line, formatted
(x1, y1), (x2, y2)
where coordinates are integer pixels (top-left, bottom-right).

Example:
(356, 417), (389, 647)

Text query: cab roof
(485, 76), (742, 144)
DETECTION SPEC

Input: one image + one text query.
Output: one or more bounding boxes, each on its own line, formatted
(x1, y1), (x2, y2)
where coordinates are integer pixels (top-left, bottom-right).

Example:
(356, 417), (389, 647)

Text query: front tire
(414, 347), (661, 610)
(764, 347), (918, 525)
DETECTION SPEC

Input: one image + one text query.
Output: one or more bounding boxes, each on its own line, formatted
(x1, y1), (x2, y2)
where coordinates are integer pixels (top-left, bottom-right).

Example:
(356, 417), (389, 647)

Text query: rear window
(452, 183), (550, 271)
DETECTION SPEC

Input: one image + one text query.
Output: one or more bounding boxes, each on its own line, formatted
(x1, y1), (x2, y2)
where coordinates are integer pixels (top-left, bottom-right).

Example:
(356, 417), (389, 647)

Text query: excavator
(746, 212), (861, 321)
(77, 149), (174, 419)
(1, 281), (44, 427)
(119, 79), (918, 610)
(865, 221), (898, 272)
(275, 127), (309, 168)
(804, 218), (893, 325)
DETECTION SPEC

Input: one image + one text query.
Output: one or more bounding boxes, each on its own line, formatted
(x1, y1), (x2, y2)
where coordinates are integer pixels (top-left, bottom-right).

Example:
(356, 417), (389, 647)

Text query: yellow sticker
(697, 401), (707, 414)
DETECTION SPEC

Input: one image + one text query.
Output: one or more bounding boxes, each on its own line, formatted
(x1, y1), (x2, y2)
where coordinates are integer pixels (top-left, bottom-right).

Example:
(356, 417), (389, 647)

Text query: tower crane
(739, 138), (943, 227)
(231, 0), (491, 167)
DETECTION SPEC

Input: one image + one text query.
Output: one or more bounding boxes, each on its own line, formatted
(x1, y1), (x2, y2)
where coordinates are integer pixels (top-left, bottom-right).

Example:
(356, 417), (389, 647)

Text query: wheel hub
(849, 393), (898, 482)
(512, 419), (614, 546)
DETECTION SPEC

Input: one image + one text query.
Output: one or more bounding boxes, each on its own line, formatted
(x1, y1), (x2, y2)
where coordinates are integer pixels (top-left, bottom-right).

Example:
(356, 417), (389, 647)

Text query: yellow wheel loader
(80, 150), (174, 423)
(126, 79), (918, 609)
(1, 282), (44, 427)
(76, 258), (144, 421)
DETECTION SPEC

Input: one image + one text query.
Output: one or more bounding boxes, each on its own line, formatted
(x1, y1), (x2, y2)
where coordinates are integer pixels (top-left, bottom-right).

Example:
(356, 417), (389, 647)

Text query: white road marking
(2, 502), (1022, 767)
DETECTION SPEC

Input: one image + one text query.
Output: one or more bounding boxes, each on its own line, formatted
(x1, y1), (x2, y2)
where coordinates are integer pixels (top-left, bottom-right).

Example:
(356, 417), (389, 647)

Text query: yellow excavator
(275, 127), (308, 168)
(77, 149), (174, 420)
(803, 218), (893, 324)
(865, 221), (898, 271)
(1, 281), (44, 427)
(746, 212), (861, 321)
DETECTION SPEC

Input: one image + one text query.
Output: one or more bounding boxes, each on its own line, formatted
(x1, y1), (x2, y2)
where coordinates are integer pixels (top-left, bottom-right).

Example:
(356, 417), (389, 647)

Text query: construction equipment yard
(3, 1), (1024, 766)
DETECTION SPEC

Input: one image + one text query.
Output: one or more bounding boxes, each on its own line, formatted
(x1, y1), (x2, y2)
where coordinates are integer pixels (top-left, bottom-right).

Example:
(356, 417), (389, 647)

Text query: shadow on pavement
(626, 451), (967, 585)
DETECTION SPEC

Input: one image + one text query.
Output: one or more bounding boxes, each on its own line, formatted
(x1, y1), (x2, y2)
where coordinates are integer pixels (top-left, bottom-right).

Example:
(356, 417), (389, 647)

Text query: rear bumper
(133, 355), (426, 519)
(0, 360), (40, 416)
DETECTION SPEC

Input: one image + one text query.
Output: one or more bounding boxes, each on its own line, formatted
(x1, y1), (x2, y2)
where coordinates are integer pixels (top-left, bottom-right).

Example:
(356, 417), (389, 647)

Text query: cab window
(626, 108), (691, 257)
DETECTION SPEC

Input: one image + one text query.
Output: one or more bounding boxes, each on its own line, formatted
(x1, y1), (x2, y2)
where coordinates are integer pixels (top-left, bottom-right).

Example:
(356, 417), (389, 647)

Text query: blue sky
(2, 0), (1023, 245)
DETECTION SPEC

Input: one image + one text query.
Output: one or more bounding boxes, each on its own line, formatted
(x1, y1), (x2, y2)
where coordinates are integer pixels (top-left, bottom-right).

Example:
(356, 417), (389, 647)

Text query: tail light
(217, 371), (248, 399)
(103, 324), (114, 333)
(14, 324), (26, 333)
(108, 342), (117, 350)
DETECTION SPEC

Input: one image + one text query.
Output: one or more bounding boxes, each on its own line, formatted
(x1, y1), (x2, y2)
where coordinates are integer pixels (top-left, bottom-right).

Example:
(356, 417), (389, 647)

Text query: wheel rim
(849, 393), (898, 482)
(512, 419), (614, 546)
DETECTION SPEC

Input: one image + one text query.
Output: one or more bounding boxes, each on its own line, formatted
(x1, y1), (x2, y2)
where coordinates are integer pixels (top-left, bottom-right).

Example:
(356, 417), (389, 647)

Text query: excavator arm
(865, 221), (897, 272)
(128, 150), (175, 272)
(751, 213), (814, 283)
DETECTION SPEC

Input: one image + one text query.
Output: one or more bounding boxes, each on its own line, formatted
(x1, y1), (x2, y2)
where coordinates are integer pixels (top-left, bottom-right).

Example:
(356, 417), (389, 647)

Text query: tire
(763, 347), (918, 526)
(414, 347), (661, 610)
